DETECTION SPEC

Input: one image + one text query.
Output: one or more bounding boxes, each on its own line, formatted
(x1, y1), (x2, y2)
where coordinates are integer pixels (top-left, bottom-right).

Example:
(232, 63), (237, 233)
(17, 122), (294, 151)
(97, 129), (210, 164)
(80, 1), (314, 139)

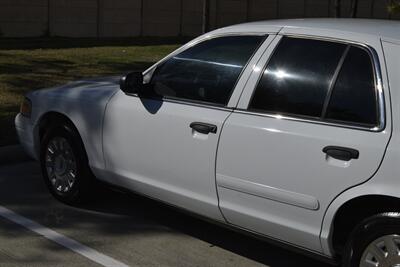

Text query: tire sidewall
(40, 124), (90, 204)
(343, 214), (400, 267)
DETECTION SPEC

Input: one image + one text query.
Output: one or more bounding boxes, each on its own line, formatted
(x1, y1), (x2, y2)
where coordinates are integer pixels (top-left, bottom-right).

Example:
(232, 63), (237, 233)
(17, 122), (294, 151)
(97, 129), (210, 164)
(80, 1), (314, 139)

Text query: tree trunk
(202, 0), (210, 33)
(179, 0), (184, 36)
(97, 0), (103, 38)
(335, 0), (342, 17)
(370, 0), (375, 17)
(246, 0), (251, 22)
(276, 0), (280, 18)
(350, 0), (359, 18)
(47, 0), (51, 37)
(140, 0), (144, 36)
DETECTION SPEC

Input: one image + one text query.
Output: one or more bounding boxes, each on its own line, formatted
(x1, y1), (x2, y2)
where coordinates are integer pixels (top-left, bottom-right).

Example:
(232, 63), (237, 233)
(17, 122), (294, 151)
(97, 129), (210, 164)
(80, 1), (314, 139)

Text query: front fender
(28, 77), (120, 170)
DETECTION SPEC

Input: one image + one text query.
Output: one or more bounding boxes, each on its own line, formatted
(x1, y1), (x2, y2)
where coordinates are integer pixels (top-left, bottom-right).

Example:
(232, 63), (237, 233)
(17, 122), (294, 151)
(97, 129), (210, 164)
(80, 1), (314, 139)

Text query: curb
(0, 145), (32, 166)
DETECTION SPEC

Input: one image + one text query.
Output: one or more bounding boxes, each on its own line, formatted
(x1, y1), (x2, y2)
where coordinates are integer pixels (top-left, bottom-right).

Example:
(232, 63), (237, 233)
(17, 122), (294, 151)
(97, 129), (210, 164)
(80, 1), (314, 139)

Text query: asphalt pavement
(0, 145), (332, 267)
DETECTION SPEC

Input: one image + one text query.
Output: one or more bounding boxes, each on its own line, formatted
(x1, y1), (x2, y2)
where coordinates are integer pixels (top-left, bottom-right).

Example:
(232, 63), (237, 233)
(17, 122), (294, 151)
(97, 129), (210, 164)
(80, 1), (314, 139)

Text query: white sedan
(15, 19), (400, 267)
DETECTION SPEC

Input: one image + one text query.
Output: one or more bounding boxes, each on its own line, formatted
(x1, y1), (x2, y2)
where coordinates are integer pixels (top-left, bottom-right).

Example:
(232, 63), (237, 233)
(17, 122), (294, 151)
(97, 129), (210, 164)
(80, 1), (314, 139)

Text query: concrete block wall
(100, 0), (141, 37)
(0, 0), (397, 38)
(50, 0), (98, 37)
(181, 0), (203, 36)
(278, 0), (306, 18)
(248, 0), (279, 21)
(209, 0), (395, 28)
(0, 0), (47, 37)
(142, 0), (181, 36)
(216, 0), (248, 27)
(304, 0), (331, 18)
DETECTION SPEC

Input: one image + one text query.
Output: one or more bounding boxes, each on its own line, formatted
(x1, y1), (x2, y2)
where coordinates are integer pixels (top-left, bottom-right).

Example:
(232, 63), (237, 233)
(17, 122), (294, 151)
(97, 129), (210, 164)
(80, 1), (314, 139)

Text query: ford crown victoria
(15, 19), (400, 267)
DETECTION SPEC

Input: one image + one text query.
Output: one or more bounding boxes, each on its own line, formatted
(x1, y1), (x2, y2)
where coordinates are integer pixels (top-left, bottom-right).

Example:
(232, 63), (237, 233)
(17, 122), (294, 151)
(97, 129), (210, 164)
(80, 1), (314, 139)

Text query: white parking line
(0, 205), (129, 267)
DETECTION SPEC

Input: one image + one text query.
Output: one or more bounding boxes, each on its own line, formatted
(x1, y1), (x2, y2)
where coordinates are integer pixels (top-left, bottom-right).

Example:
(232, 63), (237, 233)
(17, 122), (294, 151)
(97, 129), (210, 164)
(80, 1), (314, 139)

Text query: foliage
(388, 1), (400, 14)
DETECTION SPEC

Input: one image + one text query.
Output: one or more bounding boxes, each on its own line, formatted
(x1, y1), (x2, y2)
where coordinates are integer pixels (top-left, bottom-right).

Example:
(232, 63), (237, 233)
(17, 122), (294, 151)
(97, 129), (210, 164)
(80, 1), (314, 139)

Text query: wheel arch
(34, 111), (88, 161)
(321, 189), (400, 257)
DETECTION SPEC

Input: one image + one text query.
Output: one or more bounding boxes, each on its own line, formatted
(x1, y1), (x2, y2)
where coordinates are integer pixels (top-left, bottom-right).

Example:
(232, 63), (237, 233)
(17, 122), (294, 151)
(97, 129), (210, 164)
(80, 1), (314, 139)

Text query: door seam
(214, 110), (235, 223)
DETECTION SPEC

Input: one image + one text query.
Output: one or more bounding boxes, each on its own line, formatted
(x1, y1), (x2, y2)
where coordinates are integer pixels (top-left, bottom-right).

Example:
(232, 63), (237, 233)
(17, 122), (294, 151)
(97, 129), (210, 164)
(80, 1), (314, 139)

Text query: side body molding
(217, 174), (320, 210)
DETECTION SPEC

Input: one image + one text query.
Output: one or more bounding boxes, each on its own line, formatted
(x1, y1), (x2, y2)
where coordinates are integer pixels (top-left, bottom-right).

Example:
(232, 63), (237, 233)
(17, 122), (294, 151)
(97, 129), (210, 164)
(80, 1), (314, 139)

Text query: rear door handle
(323, 146), (359, 161)
(190, 122), (217, 135)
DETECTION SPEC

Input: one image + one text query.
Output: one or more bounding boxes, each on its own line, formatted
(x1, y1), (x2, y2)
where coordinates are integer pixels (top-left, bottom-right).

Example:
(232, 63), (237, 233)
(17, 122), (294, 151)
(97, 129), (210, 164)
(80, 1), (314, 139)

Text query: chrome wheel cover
(45, 137), (77, 194)
(360, 235), (400, 267)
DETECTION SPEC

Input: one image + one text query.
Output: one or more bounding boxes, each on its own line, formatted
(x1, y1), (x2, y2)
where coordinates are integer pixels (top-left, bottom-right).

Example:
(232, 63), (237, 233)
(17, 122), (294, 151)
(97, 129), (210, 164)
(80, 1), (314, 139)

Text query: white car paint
(215, 28), (392, 253)
(15, 19), (400, 260)
(16, 77), (120, 168)
(102, 91), (230, 221)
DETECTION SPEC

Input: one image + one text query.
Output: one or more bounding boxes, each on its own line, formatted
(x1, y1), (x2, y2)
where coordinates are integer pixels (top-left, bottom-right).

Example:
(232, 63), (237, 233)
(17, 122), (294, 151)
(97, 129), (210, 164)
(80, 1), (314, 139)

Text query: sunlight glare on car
(265, 69), (291, 80)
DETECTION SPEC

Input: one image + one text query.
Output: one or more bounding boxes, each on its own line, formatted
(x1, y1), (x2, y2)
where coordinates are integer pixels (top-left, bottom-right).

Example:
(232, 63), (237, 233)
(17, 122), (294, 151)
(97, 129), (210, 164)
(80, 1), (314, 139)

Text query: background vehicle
(15, 19), (400, 267)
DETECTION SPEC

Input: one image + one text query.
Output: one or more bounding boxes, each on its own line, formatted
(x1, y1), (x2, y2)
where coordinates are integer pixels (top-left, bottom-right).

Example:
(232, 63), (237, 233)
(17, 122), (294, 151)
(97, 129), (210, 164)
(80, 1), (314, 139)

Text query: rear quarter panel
(321, 38), (399, 256)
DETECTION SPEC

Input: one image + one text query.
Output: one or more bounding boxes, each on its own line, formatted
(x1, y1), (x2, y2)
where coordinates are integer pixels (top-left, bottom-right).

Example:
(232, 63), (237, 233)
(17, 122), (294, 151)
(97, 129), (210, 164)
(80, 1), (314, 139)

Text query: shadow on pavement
(84, 187), (334, 267)
(0, 161), (333, 267)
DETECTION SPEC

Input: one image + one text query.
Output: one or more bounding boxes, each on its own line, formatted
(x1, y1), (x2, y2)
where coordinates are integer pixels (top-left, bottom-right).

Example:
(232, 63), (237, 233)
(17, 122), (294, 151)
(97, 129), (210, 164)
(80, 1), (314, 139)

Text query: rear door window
(248, 37), (379, 128)
(249, 37), (347, 118)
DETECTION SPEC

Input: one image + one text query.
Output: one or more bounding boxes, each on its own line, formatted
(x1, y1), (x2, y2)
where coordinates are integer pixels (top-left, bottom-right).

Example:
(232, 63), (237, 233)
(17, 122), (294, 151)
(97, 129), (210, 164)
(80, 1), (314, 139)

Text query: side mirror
(120, 72), (144, 94)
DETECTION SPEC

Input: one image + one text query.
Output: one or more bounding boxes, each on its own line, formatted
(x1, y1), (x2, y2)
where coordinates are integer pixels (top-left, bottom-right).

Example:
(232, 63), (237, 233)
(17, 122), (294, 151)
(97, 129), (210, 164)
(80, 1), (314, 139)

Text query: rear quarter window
(325, 46), (378, 127)
(249, 37), (347, 118)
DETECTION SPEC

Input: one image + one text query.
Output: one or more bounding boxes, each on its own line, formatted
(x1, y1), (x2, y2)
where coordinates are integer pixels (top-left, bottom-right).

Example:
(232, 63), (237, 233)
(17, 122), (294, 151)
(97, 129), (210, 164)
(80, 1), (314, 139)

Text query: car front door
(102, 35), (272, 221)
(216, 35), (391, 252)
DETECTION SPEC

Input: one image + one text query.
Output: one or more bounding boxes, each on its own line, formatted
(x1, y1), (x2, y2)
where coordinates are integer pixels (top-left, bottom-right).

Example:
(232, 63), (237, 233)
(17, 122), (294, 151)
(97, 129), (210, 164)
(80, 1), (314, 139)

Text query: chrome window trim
(143, 31), (270, 78)
(234, 109), (381, 132)
(123, 92), (234, 112)
(162, 98), (234, 112)
(242, 34), (386, 133)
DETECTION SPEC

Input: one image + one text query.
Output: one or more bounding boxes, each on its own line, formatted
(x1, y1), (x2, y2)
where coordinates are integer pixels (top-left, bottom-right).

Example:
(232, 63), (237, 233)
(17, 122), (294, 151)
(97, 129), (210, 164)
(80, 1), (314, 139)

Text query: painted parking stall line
(0, 205), (129, 267)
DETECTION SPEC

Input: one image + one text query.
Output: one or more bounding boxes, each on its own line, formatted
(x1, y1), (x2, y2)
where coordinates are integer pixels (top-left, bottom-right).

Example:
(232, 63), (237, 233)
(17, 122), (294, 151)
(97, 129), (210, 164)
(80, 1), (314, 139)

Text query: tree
(388, 1), (400, 14)
(337, 0), (400, 18)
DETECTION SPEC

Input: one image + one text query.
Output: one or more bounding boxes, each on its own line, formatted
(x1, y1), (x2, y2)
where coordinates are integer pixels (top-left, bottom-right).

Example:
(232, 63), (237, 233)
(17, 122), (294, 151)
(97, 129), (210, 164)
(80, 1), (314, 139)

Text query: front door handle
(323, 146), (359, 161)
(190, 122), (217, 135)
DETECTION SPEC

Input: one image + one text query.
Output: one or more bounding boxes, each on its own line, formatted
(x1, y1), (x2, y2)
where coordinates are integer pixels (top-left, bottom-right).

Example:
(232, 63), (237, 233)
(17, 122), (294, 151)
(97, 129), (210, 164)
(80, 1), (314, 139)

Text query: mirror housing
(120, 72), (144, 94)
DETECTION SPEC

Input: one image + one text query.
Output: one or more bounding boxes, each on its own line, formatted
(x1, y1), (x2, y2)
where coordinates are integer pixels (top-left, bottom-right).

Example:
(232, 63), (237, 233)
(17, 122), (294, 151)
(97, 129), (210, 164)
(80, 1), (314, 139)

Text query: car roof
(217, 18), (400, 41)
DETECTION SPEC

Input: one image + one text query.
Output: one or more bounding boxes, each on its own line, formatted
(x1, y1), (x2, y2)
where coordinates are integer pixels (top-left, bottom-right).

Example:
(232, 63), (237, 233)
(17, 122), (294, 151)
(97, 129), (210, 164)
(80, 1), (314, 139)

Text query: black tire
(40, 123), (95, 205)
(342, 212), (400, 267)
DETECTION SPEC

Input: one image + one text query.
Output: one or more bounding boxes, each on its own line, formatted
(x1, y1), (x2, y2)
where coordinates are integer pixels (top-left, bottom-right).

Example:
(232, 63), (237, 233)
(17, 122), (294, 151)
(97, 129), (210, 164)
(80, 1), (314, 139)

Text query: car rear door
(216, 35), (391, 252)
(103, 34), (276, 221)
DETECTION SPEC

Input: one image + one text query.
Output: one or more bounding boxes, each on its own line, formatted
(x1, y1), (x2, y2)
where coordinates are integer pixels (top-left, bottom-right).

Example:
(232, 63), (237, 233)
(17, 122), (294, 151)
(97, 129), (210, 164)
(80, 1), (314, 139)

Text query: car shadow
(0, 161), (333, 267)
(78, 184), (334, 267)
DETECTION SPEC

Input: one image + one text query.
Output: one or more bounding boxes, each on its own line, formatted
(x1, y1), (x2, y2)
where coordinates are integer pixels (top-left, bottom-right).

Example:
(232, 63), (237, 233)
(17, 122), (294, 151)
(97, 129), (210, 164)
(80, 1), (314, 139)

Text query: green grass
(0, 38), (183, 146)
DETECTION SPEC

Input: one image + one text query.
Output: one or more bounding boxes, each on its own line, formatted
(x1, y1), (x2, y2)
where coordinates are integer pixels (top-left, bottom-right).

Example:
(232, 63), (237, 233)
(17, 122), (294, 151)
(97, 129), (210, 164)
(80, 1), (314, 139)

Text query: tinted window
(150, 36), (264, 105)
(249, 37), (346, 117)
(325, 47), (378, 126)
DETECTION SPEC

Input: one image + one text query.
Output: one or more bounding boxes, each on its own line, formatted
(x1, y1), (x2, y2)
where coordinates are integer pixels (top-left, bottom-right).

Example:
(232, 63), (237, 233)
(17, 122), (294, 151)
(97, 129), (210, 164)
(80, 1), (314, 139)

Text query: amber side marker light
(20, 97), (32, 118)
